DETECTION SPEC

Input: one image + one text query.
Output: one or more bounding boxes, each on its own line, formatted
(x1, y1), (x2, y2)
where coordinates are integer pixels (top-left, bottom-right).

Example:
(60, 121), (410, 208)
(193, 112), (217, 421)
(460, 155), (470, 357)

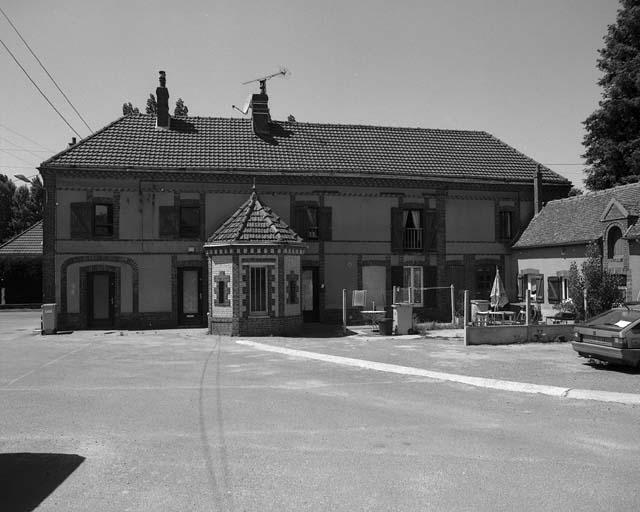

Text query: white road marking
(236, 339), (640, 406)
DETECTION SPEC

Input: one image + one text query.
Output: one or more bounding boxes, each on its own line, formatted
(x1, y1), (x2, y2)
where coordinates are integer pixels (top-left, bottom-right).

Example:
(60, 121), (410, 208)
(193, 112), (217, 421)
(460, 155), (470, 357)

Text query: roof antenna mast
(232, 67), (289, 115)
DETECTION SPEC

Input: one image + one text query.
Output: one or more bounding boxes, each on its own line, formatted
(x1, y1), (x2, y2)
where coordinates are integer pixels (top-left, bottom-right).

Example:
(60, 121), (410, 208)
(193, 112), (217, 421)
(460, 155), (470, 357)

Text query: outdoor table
(361, 310), (386, 331)
(488, 311), (515, 324)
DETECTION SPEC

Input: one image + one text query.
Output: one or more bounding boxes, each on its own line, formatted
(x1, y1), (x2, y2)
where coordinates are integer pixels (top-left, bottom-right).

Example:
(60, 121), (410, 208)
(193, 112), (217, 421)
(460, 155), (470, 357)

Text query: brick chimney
(156, 70), (170, 130)
(251, 79), (271, 136)
(534, 164), (543, 215)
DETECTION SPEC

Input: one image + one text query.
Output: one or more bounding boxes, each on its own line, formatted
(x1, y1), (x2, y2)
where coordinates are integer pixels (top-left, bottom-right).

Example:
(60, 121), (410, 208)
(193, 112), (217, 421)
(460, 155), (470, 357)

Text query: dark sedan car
(572, 307), (640, 367)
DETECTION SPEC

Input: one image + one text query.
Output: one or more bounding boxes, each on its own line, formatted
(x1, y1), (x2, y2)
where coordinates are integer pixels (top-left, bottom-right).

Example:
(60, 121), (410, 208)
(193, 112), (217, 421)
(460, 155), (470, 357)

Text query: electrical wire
(0, 6), (92, 133)
(0, 147), (38, 166)
(0, 137), (49, 159)
(1, 37), (82, 139)
(0, 124), (54, 152)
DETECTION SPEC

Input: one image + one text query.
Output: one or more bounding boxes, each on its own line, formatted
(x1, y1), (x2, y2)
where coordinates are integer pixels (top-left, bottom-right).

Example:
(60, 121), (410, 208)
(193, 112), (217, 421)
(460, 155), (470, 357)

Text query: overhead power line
(0, 6), (92, 133)
(0, 147), (38, 166)
(0, 37), (82, 139)
(0, 125), (54, 152)
(0, 137), (49, 159)
(0, 124), (54, 152)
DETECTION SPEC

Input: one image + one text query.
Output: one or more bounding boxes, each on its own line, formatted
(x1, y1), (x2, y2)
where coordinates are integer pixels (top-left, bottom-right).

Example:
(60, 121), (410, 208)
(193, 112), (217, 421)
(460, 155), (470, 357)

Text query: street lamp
(14, 174), (35, 184)
(13, 174), (40, 186)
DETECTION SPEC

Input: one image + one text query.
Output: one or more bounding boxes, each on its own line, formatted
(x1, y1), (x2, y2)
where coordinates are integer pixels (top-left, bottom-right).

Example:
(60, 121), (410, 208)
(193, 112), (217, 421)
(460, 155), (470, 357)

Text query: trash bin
(42, 303), (57, 335)
(378, 318), (393, 336)
(470, 300), (490, 324)
(392, 303), (414, 335)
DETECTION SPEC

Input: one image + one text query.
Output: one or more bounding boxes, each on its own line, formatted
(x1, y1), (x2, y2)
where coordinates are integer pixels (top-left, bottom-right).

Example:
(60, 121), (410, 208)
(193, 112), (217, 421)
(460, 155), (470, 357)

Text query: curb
(236, 339), (640, 406)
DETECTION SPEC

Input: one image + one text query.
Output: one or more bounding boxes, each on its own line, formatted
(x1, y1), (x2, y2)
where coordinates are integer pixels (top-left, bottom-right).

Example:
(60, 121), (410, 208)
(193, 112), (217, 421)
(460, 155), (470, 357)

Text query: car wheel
(577, 352), (588, 358)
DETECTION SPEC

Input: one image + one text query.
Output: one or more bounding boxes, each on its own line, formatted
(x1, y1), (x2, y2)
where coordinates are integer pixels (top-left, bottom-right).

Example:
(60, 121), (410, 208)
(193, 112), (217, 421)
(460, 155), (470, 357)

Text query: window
(71, 201), (115, 239)
(180, 205), (200, 238)
(404, 266), (423, 304)
(249, 267), (268, 314)
(498, 210), (513, 240)
(288, 279), (297, 304)
(294, 205), (319, 240)
(217, 280), (226, 305)
(518, 273), (545, 303)
(93, 203), (113, 237)
(402, 210), (423, 250)
(391, 207), (436, 252)
(607, 226), (624, 259)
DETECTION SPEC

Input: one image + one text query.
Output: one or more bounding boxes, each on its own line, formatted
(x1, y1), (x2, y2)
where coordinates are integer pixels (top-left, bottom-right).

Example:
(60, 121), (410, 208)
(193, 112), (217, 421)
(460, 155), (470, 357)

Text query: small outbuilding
(0, 221), (43, 306)
(204, 189), (306, 336)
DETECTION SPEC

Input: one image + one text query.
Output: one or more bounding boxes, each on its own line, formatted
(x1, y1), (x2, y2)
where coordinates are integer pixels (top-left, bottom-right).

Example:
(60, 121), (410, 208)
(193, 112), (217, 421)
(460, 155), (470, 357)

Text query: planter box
(464, 324), (574, 346)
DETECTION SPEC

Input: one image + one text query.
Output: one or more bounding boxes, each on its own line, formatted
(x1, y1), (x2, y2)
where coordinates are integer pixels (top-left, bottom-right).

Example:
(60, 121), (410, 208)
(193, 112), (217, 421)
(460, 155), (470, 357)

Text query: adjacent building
(0, 220), (43, 305)
(513, 182), (640, 320)
(39, 73), (571, 332)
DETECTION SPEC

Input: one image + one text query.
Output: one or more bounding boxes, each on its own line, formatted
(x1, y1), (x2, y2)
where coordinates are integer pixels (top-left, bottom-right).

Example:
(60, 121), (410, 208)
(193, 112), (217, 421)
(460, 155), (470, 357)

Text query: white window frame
(404, 266), (423, 305)
(249, 266), (268, 315)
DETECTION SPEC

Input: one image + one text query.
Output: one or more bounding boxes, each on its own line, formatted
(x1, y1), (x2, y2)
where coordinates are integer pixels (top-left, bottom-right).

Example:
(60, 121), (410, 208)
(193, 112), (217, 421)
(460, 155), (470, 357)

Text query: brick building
(39, 73), (571, 332)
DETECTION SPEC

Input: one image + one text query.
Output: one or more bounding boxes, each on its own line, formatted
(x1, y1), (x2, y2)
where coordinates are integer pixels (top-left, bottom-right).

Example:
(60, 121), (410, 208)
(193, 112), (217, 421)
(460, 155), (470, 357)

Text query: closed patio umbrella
(490, 267), (509, 311)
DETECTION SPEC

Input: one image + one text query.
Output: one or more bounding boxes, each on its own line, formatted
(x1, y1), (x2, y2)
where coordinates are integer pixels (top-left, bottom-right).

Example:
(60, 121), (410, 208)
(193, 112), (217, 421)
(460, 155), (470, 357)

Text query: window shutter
(70, 202), (92, 239)
(391, 266), (403, 287)
(390, 208), (403, 252)
(159, 206), (179, 238)
(318, 206), (332, 241)
(424, 265), (437, 307)
(548, 277), (561, 304)
(534, 275), (544, 302)
(294, 206), (306, 238)
(424, 210), (437, 251)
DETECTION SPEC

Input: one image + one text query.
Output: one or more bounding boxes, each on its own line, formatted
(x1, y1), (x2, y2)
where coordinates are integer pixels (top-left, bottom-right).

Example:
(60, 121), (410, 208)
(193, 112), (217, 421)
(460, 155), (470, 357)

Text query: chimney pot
(251, 91), (271, 136)
(534, 165), (543, 215)
(156, 70), (170, 130)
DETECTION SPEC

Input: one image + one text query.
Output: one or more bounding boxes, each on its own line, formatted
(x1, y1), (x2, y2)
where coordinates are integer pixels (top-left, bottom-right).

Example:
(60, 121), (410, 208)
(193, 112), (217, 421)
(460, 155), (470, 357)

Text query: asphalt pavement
(1, 311), (640, 511)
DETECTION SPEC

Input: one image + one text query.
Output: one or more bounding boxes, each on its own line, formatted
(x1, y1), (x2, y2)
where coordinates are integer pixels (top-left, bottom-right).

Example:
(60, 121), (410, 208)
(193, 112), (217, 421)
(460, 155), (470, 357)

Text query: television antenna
(241, 67), (289, 87)
(232, 67), (290, 115)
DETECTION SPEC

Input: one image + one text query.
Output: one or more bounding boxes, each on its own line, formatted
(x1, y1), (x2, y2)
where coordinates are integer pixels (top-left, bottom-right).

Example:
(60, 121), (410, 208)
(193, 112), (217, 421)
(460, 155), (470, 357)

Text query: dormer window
(607, 226), (624, 259)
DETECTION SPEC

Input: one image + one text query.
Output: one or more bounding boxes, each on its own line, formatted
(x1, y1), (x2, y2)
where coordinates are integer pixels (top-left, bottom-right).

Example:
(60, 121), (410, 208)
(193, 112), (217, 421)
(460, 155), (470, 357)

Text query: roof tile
(41, 115), (570, 185)
(0, 221), (43, 256)
(514, 183), (640, 248)
(205, 191), (303, 245)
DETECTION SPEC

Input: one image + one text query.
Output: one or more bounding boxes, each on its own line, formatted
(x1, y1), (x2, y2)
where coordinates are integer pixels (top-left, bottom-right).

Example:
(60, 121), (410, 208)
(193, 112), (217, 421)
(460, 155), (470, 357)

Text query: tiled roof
(0, 221), (43, 256)
(514, 183), (640, 249)
(205, 190), (303, 245)
(41, 114), (570, 185)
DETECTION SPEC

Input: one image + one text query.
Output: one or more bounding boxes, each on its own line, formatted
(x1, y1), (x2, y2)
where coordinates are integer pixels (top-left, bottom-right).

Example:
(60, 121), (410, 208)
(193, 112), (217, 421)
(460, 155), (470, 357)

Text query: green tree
(122, 102), (140, 116)
(145, 94), (157, 115)
(583, 0), (640, 191)
(0, 175), (16, 243)
(10, 185), (31, 236)
(173, 98), (189, 116)
(565, 242), (621, 320)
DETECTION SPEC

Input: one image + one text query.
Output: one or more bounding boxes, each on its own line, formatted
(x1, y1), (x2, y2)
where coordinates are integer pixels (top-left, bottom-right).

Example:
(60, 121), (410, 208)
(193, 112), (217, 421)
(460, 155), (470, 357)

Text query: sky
(0, 0), (621, 190)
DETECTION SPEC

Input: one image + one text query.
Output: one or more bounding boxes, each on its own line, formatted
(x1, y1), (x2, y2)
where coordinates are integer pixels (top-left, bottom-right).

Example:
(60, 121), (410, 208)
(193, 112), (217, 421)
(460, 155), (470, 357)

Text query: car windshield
(585, 308), (640, 331)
